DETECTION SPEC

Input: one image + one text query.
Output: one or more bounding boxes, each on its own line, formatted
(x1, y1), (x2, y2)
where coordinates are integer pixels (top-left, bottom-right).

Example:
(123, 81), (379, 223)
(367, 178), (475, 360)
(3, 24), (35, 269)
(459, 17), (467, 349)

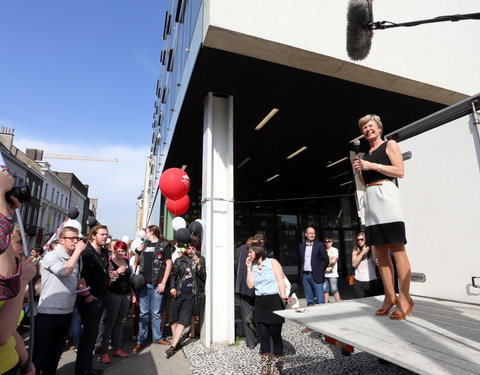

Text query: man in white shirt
(323, 237), (341, 303)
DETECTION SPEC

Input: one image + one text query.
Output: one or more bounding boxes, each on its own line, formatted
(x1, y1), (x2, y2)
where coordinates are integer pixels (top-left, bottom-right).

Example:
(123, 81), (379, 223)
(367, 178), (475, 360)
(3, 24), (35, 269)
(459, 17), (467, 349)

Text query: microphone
(346, 0), (374, 61)
(353, 139), (361, 157)
(285, 282), (299, 306)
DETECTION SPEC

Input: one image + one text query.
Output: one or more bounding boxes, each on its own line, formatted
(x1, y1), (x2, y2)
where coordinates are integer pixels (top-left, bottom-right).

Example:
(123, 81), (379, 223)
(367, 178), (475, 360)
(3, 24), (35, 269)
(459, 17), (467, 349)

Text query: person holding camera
(0, 168), (22, 299)
(98, 241), (131, 363)
(0, 166), (37, 375)
(32, 226), (86, 374)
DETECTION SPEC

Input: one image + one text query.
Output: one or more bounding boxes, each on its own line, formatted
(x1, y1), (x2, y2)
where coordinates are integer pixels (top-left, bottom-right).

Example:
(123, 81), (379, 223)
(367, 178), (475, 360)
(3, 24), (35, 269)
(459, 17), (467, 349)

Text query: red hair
(114, 241), (128, 251)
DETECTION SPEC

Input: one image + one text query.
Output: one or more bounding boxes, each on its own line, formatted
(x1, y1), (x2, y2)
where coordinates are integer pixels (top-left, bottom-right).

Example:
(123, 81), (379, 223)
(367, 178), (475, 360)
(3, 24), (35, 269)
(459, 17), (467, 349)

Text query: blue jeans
(302, 273), (325, 305)
(137, 283), (164, 344)
(70, 306), (82, 348)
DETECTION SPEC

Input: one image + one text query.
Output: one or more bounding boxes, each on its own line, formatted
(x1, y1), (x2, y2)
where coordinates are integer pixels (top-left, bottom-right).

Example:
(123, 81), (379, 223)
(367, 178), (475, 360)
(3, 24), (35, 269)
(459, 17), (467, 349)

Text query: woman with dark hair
(99, 241), (131, 363)
(353, 114), (413, 320)
(164, 238), (206, 359)
(351, 232), (383, 299)
(246, 243), (289, 375)
(183, 237), (205, 339)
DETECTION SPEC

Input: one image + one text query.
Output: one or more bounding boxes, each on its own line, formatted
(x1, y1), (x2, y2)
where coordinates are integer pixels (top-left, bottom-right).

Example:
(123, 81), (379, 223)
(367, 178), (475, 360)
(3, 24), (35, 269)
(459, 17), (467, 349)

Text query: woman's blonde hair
(358, 114), (383, 132)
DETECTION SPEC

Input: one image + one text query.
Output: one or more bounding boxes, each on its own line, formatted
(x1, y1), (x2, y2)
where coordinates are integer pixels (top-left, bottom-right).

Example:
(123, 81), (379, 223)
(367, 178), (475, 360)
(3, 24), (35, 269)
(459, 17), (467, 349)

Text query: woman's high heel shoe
(389, 299), (414, 320)
(375, 299), (396, 316)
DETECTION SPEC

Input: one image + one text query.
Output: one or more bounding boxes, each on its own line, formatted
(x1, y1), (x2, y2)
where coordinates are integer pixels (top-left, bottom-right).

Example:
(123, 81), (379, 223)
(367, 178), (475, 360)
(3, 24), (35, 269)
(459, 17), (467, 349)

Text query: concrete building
(0, 129), (91, 246)
(54, 171), (89, 235)
(144, 0), (480, 346)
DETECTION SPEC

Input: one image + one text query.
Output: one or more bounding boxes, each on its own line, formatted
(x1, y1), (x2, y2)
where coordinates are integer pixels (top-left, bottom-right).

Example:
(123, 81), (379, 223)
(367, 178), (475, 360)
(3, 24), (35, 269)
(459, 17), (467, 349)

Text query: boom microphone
(346, 0), (373, 61)
(347, 0), (480, 61)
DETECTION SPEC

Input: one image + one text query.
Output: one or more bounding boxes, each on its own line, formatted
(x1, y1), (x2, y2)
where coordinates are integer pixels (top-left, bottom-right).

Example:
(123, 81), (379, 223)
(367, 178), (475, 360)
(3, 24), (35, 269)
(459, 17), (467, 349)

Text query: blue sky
(0, 1), (168, 239)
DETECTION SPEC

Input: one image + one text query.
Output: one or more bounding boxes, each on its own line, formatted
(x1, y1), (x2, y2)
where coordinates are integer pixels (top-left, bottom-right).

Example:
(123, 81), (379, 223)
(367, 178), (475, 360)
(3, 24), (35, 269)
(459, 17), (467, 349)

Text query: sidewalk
(49, 281), (411, 374)
(55, 320), (192, 375)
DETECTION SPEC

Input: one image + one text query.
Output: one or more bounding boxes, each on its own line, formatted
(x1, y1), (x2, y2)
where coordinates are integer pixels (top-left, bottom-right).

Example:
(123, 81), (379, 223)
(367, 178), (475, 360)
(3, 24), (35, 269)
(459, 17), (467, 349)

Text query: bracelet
(376, 164), (382, 172)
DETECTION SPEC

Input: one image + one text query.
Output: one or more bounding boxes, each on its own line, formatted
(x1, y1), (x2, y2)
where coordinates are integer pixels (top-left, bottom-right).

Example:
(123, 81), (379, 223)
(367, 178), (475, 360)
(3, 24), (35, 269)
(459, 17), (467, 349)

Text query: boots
(271, 355), (284, 375)
(260, 353), (271, 375)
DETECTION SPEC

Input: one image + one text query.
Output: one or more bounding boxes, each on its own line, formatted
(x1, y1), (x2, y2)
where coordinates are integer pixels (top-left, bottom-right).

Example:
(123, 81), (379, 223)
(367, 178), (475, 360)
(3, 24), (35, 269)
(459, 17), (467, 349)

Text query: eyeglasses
(61, 236), (81, 242)
(357, 238), (365, 242)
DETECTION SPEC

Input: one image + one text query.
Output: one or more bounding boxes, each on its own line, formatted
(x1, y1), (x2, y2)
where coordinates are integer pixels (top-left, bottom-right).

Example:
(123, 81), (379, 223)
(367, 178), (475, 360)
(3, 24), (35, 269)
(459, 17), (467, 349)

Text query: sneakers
(164, 346), (175, 359)
(94, 346), (102, 354)
(99, 354), (111, 364)
(113, 349), (128, 358)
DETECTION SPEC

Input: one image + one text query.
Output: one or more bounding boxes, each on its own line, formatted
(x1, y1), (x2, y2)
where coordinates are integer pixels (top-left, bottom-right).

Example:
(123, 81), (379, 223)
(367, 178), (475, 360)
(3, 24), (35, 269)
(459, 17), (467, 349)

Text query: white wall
(398, 113), (480, 303)
(205, 0), (480, 102)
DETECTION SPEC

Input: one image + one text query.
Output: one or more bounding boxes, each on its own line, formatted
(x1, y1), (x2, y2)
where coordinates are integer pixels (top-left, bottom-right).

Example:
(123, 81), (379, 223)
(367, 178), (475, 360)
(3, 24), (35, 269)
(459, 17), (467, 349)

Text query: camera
(5, 184), (31, 203)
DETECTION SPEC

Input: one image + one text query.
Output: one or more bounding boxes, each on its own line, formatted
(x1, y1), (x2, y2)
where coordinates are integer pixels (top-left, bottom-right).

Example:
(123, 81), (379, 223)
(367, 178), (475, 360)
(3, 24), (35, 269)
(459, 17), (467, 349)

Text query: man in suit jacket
(235, 234), (264, 349)
(299, 227), (329, 306)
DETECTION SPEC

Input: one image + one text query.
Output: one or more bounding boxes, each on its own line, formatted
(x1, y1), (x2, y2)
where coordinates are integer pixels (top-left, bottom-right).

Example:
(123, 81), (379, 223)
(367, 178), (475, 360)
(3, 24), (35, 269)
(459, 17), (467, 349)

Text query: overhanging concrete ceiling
(165, 47), (445, 206)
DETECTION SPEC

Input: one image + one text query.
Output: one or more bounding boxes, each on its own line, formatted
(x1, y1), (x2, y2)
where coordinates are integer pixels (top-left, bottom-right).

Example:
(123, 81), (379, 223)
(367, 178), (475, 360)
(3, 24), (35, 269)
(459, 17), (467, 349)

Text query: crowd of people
(1, 166), (206, 375)
(232, 114), (412, 374)
(2, 113), (412, 375)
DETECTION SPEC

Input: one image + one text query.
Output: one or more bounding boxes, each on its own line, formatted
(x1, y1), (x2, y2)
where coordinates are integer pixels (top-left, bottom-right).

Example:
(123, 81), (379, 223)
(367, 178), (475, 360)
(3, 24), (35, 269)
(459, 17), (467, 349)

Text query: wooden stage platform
(276, 295), (480, 375)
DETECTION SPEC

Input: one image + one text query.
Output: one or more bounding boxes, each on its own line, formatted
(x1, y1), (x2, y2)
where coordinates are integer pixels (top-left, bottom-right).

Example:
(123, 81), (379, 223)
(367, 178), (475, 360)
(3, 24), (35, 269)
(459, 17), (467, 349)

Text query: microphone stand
(370, 12), (480, 30)
(15, 208), (36, 372)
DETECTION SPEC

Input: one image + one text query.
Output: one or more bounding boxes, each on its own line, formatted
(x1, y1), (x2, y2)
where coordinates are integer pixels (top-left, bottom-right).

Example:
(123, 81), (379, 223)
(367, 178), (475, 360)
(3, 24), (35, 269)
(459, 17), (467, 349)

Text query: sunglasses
(324, 240), (332, 243)
(356, 238), (365, 242)
(62, 236), (81, 242)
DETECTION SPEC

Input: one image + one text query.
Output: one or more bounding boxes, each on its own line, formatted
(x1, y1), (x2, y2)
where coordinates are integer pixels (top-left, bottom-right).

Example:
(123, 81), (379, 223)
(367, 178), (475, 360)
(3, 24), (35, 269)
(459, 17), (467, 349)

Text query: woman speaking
(352, 114), (413, 320)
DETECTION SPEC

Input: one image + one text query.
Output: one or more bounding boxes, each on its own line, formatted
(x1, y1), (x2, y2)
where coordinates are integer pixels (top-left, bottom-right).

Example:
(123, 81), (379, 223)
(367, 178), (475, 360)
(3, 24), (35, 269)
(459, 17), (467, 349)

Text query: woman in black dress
(353, 114), (413, 320)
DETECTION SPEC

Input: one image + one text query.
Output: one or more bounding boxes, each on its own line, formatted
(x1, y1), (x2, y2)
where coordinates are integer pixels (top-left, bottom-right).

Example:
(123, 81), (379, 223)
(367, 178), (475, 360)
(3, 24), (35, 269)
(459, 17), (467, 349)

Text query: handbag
(130, 264), (145, 292)
(347, 274), (355, 287)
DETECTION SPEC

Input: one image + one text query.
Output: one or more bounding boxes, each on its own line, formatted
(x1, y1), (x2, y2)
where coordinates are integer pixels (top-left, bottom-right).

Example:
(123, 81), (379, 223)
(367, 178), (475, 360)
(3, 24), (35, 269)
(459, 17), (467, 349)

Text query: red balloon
(159, 168), (190, 200)
(166, 195), (190, 216)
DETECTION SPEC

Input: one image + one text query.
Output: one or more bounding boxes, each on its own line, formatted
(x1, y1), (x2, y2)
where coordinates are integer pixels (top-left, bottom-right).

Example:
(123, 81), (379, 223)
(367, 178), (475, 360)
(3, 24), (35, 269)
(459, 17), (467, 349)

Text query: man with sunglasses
(32, 226), (86, 374)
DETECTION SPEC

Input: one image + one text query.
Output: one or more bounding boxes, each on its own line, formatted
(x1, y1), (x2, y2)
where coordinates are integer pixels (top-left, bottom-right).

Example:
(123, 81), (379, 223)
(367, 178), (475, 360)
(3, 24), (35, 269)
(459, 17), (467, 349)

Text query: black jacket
(137, 240), (171, 285)
(169, 255), (206, 297)
(234, 244), (255, 296)
(80, 244), (109, 298)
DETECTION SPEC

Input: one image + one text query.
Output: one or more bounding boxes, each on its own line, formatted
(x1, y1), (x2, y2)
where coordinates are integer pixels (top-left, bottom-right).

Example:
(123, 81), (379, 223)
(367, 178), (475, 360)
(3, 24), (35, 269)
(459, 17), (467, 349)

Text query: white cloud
(14, 137), (149, 240)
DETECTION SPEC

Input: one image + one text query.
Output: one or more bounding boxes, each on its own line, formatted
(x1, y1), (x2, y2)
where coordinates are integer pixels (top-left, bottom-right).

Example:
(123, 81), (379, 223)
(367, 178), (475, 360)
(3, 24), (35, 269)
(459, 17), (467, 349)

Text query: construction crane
(44, 152), (119, 163)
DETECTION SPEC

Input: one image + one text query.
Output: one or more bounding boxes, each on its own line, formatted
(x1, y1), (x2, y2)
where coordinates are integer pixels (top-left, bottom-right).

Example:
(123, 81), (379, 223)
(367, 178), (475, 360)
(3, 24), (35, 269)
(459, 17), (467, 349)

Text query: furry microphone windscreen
(346, 0), (374, 61)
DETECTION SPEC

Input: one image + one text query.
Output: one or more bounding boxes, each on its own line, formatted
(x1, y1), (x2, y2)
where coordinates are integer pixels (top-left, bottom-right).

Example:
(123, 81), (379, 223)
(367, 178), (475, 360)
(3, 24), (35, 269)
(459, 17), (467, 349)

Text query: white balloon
(121, 235), (130, 243)
(195, 219), (203, 226)
(137, 229), (146, 239)
(64, 219), (82, 235)
(130, 238), (142, 251)
(172, 216), (187, 231)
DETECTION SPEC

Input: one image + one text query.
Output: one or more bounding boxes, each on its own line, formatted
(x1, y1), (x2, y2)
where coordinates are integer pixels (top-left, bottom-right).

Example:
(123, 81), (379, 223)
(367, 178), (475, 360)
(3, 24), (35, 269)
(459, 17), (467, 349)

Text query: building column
(201, 93), (235, 346)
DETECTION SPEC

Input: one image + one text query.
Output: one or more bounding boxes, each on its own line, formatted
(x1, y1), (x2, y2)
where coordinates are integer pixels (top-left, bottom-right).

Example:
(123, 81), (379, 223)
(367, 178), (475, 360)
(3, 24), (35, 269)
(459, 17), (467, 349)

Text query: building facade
(144, 0), (480, 345)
